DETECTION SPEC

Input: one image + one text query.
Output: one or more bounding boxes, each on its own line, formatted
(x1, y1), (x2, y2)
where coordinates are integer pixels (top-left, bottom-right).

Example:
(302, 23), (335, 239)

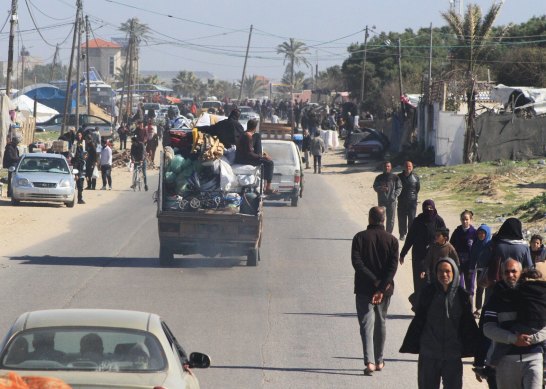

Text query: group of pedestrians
(353, 159), (545, 388)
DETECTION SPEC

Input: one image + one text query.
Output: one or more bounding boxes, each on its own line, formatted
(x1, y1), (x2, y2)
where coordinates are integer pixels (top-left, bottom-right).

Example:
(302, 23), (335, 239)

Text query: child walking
(469, 224), (491, 317)
(450, 210), (478, 302)
(310, 132), (325, 174)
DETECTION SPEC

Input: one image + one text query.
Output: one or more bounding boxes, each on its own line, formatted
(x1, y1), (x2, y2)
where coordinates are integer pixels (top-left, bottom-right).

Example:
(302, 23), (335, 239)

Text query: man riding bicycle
(130, 136), (148, 191)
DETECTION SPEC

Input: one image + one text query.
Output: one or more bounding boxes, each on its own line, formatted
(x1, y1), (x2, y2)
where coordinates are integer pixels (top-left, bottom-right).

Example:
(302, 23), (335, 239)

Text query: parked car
(345, 128), (390, 165)
(9, 153), (76, 207)
(239, 106), (260, 121)
(35, 114), (113, 138)
(262, 139), (303, 206)
(0, 309), (210, 389)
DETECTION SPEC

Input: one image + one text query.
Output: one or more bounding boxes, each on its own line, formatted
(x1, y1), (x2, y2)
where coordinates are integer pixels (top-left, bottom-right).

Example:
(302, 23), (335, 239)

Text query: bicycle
(131, 162), (144, 191)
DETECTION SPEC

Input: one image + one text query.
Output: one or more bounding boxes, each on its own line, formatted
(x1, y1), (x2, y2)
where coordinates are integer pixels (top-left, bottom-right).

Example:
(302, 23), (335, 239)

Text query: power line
(27, 0), (72, 21)
(23, 0), (58, 47)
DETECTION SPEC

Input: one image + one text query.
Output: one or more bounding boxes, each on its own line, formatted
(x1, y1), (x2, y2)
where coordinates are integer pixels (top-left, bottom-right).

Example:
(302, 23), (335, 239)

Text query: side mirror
(188, 352), (210, 369)
(72, 168), (79, 175)
(8, 166), (15, 173)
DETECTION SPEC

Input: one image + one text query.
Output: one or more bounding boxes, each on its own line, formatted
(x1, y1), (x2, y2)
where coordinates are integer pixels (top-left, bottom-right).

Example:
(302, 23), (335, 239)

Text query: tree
(276, 38), (310, 93)
(171, 71), (200, 97)
(140, 74), (164, 86)
(119, 18), (150, 83)
(442, 2), (506, 162)
(238, 75), (266, 99)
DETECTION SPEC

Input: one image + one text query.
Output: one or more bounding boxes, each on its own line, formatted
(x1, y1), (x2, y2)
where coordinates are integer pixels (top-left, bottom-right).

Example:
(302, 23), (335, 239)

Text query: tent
(11, 95), (59, 122)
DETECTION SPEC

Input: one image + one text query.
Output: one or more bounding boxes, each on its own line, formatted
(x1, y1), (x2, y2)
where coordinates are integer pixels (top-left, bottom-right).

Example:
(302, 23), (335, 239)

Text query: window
(108, 56), (115, 76)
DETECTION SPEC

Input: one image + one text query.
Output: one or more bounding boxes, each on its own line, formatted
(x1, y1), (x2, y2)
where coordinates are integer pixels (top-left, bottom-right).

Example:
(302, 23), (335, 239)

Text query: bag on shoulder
(477, 242), (502, 288)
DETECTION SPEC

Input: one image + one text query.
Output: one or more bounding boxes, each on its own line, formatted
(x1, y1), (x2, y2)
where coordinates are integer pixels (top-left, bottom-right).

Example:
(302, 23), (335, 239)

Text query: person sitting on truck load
(202, 109), (245, 149)
(235, 119), (277, 195)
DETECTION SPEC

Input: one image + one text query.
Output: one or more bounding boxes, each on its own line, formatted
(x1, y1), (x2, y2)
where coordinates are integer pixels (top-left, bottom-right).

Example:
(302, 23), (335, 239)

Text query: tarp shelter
(21, 84), (66, 114)
(0, 95), (12, 164)
(11, 95), (59, 122)
(490, 84), (546, 116)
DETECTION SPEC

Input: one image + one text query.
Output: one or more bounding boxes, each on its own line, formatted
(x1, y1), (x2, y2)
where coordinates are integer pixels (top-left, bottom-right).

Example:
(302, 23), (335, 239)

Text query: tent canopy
(12, 95), (59, 122)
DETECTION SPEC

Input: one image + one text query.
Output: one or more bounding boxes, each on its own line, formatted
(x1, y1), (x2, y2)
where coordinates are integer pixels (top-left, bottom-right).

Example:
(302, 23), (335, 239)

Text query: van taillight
(294, 174), (301, 184)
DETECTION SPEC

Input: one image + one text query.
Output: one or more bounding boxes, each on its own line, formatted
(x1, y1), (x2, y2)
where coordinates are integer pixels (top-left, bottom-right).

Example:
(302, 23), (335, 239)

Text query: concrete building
(81, 38), (122, 83)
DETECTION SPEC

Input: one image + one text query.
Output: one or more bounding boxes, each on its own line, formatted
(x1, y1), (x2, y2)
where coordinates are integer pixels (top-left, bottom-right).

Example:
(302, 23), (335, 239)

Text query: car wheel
(247, 248), (258, 267)
(11, 197), (20, 206)
(291, 195), (299, 207)
(347, 160), (355, 165)
(65, 197), (75, 208)
(159, 245), (174, 266)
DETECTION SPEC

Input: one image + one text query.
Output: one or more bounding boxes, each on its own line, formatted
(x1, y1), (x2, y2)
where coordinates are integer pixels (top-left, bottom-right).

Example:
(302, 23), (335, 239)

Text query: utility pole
(50, 44), (59, 82)
(61, 0), (81, 136)
(126, 19), (135, 120)
(428, 23), (433, 102)
(397, 38), (404, 115)
(118, 20), (133, 124)
(359, 26), (369, 110)
(75, 10), (82, 132)
(6, 0), (18, 96)
(238, 24), (253, 102)
(85, 15), (91, 115)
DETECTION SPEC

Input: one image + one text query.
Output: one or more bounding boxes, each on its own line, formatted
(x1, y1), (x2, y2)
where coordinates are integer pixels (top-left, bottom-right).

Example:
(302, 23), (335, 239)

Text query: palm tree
(238, 75), (266, 99)
(119, 18), (150, 84)
(442, 2), (506, 162)
(171, 71), (200, 97)
(276, 38), (310, 94)
(140, 74), (164, 86)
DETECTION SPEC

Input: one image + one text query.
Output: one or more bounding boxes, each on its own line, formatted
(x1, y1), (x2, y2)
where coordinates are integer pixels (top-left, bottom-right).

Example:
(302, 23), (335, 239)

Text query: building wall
(88, 48), (121, 83)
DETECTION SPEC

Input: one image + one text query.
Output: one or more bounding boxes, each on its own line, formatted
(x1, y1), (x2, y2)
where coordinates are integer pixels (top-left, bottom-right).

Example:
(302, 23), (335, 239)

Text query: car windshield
(18, 158), (70, 174)
(202, 101), (221, 109)
(0, 328), (167, 372)
(263, 143), (296, 165)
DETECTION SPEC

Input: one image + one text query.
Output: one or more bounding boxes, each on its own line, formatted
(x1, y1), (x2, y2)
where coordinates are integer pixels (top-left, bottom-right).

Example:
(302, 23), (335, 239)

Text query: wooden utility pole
(238, 24), (253, 102)
(50, 44), (59, 82)
(75, 11), (82, 132)
(126, 19), (135, 120)
(6, 0), (18, 96)
(61, 0), (81, 135)
(398, 38), (404, 116)
(85, 15), (91, 115)
(359, 26), (369, 107)
(118, 21), (133, 124)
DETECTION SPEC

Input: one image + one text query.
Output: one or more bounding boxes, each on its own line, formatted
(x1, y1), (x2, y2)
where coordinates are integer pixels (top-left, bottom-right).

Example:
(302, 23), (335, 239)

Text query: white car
(9, 153), (77, 207)
(239, 106), (260, 122)
(262, 139), (304, 206)
(0, 309), (210, 389)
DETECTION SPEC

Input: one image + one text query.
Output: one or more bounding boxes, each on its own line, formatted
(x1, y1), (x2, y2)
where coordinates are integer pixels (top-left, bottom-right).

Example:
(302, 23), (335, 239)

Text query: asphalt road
(0, 171), (479, 388)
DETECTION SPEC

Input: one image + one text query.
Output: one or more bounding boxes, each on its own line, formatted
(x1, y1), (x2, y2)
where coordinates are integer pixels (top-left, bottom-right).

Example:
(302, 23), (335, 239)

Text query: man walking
(2, 136), (20, 197)
(352, 206), (399, 375)
(100, 139), (112, 190)
(397, 160), (420, 241)
(373, 161), (402, 233)
(483, 259), (543, 389)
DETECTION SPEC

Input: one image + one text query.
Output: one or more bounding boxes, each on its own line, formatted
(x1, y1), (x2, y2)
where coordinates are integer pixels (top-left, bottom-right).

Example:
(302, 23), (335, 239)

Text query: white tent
(11, 95), (59, 122)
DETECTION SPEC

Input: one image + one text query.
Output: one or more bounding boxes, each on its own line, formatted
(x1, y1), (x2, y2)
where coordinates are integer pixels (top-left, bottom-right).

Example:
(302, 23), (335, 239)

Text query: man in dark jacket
(397, 160), (420, 241)
(2, 136), (21, 197)
(373, 161), (402, 234)
(351, 206), (399, 375)
(202, 109), (244, 149)
(400, 257), (480, 389)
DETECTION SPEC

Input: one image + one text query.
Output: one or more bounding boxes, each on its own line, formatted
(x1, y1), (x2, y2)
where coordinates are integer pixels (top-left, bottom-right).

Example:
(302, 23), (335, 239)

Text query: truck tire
(291, 195), (299, 207)
(247, 248), (258, 267)
(347, 160), (355, 165)
(159, 245), (174, 267)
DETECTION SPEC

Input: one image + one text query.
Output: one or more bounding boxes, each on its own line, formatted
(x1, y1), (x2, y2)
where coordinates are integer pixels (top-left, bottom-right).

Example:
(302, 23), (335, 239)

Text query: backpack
(477, 242), (502, 288)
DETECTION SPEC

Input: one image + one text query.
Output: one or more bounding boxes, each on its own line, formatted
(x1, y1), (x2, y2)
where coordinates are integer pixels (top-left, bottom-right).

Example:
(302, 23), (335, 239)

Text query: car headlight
(15, 178), (31, 187)
(58, 178), (71, 188)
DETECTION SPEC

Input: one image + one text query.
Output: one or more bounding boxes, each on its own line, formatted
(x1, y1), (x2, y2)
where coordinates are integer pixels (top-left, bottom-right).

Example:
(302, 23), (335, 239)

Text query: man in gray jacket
(373, 161), (402, 234)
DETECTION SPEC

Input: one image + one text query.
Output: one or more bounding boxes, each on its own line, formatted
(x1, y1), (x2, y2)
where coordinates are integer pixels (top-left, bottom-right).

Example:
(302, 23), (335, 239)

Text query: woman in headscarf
(400, 199), (446, 309)
(400, 257), (479, 389)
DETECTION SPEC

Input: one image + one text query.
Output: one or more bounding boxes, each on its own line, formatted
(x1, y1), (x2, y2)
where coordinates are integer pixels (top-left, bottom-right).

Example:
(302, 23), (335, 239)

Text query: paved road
(0, 170), (481, 388)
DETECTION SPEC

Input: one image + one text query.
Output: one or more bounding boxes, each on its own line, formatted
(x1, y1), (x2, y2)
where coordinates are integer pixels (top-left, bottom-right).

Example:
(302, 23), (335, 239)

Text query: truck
(156, 150), (264, 267)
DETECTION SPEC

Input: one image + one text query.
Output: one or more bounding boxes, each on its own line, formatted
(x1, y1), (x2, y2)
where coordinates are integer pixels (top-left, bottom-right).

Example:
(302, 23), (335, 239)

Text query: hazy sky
(1, 0), (544, 82)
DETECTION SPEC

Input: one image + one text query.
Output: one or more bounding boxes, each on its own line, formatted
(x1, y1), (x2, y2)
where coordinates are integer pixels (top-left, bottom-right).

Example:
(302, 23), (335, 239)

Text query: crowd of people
(353, 159), (545, 389)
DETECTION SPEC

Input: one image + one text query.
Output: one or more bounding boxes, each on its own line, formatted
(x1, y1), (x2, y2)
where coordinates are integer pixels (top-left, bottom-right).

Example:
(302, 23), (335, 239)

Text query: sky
(0, 0), (544, 83)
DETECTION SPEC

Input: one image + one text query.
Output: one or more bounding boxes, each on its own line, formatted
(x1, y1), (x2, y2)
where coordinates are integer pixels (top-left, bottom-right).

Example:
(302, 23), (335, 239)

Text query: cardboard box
(52, 140), (69, 153)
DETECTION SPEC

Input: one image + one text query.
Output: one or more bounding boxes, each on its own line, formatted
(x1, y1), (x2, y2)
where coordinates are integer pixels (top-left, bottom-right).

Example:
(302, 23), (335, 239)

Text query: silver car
(9, 153), (77, 207)
(0, 309), (210, 389)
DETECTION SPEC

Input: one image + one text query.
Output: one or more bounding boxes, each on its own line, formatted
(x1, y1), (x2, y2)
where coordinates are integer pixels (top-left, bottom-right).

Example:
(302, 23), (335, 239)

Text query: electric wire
(23, 0), (59, 47)
(27, 0), (73, 21)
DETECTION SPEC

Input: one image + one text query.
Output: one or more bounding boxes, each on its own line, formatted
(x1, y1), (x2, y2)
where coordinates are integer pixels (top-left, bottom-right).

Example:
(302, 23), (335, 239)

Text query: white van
(262, 139), (304, 206)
